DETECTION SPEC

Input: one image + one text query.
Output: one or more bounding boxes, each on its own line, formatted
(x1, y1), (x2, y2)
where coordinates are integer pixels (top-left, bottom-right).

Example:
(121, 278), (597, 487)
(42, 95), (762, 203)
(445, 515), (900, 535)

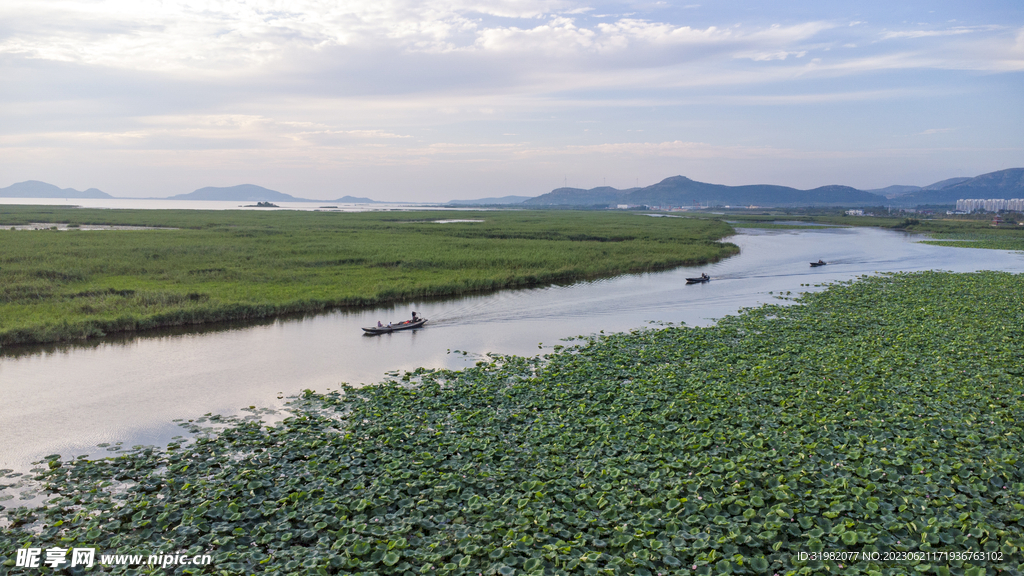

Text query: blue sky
(1, 0), (1022, 201)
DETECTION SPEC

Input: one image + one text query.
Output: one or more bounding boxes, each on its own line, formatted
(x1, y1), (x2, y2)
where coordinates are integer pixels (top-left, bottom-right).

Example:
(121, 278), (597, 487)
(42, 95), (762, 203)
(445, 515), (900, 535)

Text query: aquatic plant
(0, 207), (737, 346)
(721, 211), (1024, 250)
(2, 271), (1022, 575)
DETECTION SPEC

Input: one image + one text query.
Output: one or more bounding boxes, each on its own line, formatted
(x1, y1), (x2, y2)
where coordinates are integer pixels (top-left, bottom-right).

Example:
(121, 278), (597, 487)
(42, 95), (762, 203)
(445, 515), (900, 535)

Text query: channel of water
(1, 226), (1022, 477)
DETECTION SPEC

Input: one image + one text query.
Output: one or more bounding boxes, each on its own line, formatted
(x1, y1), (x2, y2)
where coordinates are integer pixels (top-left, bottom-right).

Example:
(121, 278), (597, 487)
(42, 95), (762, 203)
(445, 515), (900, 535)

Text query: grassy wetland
(0, 207), (737, 347)
(707, 210), (1024, 251)
(2, 271), (1022, 575)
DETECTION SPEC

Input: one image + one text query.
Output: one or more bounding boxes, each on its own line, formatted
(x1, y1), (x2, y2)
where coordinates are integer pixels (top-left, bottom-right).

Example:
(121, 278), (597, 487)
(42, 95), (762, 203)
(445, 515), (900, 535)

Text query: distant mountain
(168, 184), (305, 202)
(866, 185), (923, 198)
(447, 195), (533, 205)
(524, 186), (636, 206)
(167, 184), (378, 203)
(868, 177), (973, 200)
(524, 176), (884, 207)
(327, 195), (378, 204)
(922, 177), (971, 190)
(894, 169), (1024, 206)
(0, 180), (112, 199)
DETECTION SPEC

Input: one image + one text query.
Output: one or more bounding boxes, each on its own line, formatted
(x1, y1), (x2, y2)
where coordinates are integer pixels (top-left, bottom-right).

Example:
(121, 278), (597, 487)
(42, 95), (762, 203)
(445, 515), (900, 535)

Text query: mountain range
(0, 180), (113, 199)
(864, 177), (971, 198)
(893, 169), (1024, 206)
(166, 184), (376, 204)
(522, 168), (1024, 208)
(523, 178), (880, 207)
(3, 168), (1022, 207)
(0, 182), (376, 203)
(446, 195), (534, 205)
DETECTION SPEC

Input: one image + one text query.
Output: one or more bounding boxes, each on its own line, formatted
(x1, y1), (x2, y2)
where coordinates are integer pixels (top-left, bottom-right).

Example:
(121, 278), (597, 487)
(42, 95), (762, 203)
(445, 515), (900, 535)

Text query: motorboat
(362, 318), (427, 334)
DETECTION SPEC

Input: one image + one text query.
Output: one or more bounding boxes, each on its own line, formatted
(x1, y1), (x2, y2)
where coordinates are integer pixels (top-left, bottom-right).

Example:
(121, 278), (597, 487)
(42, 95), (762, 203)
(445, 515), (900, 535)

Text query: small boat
(362, 318), (427, 334)
(810, 260), (827, 267)
(686, 276), (710, 284)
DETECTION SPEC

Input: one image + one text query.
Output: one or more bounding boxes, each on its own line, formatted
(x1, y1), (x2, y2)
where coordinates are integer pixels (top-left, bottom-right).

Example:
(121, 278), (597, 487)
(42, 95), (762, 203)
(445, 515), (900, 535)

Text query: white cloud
(476, 17), (598, 53)
(2, 2), (1023, 200)
(881, 25), (1000, 40)
(0, 1), (836, 72)
(0, 0), (485, 69)
(735, 50), (807, 61)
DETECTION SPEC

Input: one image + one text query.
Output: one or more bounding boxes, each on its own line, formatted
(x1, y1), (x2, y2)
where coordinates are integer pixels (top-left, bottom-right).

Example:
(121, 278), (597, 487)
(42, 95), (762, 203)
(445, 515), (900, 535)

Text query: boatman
(412, 311), (418, 321)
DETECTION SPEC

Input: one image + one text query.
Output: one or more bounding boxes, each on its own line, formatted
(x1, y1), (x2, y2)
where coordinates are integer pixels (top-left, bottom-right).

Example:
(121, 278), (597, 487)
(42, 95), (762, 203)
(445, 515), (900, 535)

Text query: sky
(1, 0), (1022, 202)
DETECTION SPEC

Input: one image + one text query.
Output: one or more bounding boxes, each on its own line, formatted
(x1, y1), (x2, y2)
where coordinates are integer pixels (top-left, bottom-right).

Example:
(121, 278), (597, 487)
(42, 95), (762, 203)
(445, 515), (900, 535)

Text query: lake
(1, 226), (1022, 478)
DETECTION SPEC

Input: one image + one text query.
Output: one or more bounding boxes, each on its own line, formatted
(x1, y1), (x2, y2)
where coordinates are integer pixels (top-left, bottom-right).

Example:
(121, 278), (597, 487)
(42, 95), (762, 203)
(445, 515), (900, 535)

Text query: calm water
(1, 227), (1022, 474)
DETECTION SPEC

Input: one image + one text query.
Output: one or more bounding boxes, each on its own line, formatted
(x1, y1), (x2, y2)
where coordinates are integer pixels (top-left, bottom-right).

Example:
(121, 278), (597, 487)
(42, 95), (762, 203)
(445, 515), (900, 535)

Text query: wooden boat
(686, 276), (710, 284)
(362, 318), (427, 334)
(810, 261), (827, 267)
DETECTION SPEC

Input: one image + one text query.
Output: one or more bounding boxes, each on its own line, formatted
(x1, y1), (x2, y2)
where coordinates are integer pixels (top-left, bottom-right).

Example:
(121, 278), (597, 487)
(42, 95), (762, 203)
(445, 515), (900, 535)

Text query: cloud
(476, 17), (598, 53)
(2, 2), (1023, 200)
(881, 26), (1000, 40)
(0, 0), (483, 70)
(0, 113), (412, 150)
(1013, 27), (1024, 55)
(734, 50), (807, 61)
(0, 1), (836, 72)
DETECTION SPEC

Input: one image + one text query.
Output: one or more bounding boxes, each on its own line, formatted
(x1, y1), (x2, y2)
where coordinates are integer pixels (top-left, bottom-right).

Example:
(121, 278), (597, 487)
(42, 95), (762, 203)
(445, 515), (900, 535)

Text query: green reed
(0, 207), (737, 346)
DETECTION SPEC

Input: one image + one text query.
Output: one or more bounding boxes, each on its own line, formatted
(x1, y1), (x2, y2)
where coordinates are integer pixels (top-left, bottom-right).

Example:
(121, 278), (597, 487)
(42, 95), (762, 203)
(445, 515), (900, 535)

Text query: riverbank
(0, 207), (737, 346)
(3, 271), (1021, 574)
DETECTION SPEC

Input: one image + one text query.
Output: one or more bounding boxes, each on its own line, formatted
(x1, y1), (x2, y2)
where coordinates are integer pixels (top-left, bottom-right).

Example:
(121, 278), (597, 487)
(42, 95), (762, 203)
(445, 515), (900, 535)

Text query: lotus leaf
(3, 271), (1024, 575)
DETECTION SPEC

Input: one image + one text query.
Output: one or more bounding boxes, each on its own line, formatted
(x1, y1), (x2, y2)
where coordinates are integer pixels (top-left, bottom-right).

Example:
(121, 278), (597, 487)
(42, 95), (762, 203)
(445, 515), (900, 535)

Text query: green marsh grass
(700, 209), (1024, 249)
(0, 207), (737, 346)
(2, 271), (1022, 574)
(912, 223), (1024, 251)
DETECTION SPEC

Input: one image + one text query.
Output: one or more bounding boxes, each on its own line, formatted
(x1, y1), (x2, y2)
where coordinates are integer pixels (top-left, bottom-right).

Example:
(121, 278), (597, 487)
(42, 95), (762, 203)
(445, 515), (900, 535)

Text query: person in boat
(377, 321), (383, 327)
(817, 259), (825, 264)
(702, 273), (708, 280)
(412, 311), (418, 322)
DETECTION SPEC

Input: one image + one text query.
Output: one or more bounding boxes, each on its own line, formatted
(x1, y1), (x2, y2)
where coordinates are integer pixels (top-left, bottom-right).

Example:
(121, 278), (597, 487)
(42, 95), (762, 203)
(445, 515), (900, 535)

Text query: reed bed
(0, 207), (737, 346)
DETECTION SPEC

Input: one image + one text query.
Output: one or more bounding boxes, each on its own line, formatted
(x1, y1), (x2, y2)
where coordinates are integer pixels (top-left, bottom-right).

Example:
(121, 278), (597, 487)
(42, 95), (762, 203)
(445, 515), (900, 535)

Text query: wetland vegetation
(0, 207), (737, 347)
(2, 271), (1022, 575)
(708, 209), (1024, 251)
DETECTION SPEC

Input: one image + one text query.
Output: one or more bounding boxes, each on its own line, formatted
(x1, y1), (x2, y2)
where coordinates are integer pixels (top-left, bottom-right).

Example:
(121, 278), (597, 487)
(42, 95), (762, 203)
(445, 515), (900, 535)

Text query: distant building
(956, 198), (1024, 213)
(845, 209), (864, 216)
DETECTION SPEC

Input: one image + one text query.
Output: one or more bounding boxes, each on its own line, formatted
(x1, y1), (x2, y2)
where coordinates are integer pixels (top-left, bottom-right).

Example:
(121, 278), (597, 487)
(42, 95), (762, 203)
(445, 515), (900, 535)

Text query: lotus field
(2, 271), (1023, 575)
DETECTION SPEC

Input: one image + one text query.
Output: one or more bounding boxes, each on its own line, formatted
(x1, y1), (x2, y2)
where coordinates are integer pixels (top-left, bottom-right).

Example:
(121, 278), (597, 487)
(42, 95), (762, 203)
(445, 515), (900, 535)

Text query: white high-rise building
(956, 198), (1024, 213)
